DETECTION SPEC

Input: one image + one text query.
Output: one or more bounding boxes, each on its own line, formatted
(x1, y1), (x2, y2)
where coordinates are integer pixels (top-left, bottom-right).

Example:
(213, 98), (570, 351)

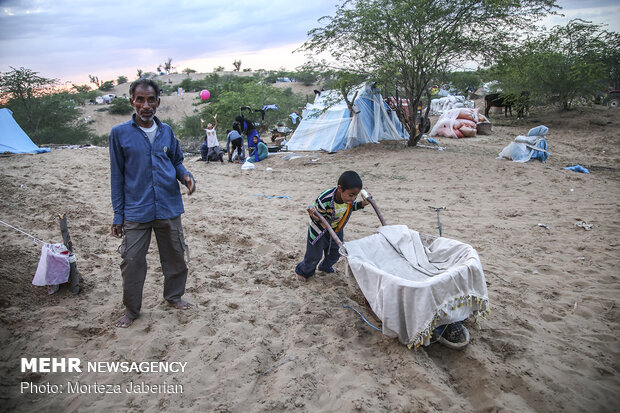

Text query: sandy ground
(0, 100), (619, 412)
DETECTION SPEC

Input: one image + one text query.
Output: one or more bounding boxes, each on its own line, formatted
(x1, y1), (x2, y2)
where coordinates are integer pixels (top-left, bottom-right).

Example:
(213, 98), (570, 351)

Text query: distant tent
(0, 108), (50, 154)
(286, 84), (408, 152)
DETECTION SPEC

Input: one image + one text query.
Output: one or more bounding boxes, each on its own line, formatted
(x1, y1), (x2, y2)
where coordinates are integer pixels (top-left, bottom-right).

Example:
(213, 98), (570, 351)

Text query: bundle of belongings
(343, 225), (490, 349)
(498, 125), (549, 163)
(430, 95), (475, 116)
(430, 108), (490, 138)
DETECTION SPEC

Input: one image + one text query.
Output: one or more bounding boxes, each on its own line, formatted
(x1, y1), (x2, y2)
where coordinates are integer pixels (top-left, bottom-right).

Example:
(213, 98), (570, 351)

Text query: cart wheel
(609, 98), (619, 108)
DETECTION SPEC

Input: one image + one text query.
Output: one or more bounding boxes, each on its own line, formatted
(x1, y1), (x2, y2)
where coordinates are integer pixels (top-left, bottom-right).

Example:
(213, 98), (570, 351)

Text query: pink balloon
(200, 90), (210, 100)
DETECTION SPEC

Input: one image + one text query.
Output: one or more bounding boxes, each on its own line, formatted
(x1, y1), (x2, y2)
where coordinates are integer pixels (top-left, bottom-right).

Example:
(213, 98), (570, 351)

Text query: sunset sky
(1, 0), (618, 86)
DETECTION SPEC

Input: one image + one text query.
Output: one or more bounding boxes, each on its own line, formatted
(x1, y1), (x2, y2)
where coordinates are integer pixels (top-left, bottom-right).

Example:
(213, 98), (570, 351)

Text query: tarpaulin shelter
(0, 108), (50, 154)
(286, 84), (408, 152)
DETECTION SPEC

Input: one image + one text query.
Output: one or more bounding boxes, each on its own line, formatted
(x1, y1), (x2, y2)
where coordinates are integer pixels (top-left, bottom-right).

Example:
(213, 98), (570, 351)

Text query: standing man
(109, 78), (195, 328)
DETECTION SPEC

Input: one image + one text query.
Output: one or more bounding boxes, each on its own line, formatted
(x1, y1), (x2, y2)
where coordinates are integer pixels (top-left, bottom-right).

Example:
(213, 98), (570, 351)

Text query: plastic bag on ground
(33, 243), (71, 286)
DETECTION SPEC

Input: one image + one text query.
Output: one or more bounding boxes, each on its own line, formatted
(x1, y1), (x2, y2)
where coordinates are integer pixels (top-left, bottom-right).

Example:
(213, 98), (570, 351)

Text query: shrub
(117, 75), (128, 85)
(108, 98), (133, 115)
(99, 80), (115, 91)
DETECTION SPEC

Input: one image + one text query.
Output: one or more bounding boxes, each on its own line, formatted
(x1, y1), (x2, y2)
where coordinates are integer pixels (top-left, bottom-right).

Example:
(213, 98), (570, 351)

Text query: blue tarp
(286, 84), (408, 152)
(0, 108), (50, 154)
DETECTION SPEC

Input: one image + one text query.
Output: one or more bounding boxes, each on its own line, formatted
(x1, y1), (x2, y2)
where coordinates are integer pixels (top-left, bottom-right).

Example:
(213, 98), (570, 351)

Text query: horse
(485, 92), (530, 118)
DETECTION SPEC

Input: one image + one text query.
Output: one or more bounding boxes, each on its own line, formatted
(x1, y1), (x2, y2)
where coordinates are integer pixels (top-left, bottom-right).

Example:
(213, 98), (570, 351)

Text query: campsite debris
(574, 221), (593, 231)
(262, 357), (296, 375)
(537, 223), (550, 230)
(564, 165), (590, 174)
(428, 206), (446, 236)
(58, 214), (80, 294)
(283, 153), (306, 161)
(254, 194), (291, 200)
(343, 304), (382, 332)
(498, 125), (549, 163)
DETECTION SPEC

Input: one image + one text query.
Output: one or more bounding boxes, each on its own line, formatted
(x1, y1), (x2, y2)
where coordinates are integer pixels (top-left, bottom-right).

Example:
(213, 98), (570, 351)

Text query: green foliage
(192, 80), (306, 138)
(117, 75), (128, 85)
(213, 66), (225, 72)
(99, 80), (115, 91)
(108, 98), (133, 115)
(180, 115), (202, 138)
(0, 67), (95, 144)
(182, 68), (197, 75)
(300, 0), (559, 145)
(438, 71), (482, 96)
(491, 20), (617, 110)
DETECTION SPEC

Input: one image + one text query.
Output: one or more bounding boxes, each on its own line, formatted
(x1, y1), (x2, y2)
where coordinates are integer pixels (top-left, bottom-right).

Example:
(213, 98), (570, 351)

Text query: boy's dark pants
(295, 229), (343, 279)
(120, 216), (188, 319)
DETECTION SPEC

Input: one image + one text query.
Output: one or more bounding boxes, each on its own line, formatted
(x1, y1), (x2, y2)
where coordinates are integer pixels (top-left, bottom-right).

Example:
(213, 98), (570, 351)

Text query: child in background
(246, 135), (268, 163)
(200, 115), (224, 163)
(295, 171), (370, 281)
(226, 122), (245, 163)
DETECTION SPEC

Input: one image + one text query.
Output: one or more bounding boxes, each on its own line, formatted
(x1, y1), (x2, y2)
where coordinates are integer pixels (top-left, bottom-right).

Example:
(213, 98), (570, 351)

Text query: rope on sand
(343, 304), (381, 332)
(0, 219), (46, 244)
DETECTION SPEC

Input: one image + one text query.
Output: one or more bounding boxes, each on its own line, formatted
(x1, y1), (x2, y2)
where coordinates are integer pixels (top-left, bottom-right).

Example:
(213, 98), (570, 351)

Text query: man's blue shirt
(109, 115), (192, 225)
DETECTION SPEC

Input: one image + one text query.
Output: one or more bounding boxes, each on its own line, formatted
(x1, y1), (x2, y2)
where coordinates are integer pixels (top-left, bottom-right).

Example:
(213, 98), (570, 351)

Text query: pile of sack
(498, 125), (549, 163)
(430, 108), (490, 139)
(430, 96), (474, 115)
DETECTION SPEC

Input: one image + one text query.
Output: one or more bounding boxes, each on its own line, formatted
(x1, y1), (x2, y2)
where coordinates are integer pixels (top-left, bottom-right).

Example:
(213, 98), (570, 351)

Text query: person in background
(246, 135), (268, 163)
(226, 122), (245, 163)
(200, 115), (224, 163)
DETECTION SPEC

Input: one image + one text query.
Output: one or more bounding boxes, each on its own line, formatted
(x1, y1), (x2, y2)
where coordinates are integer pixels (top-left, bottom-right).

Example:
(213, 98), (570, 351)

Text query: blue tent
(0, 108), (50, 154)
(286, 84), (408, 152)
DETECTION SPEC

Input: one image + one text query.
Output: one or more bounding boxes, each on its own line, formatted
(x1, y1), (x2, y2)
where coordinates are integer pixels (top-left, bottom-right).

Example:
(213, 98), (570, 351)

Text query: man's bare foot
(169, 299), (192, 310)
(296, 274), (308, 282)
(115, 315), (134, 328)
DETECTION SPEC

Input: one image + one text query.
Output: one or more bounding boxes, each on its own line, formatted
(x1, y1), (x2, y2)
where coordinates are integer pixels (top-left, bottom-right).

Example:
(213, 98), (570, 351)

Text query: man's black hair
(129, 78), (161, 98)
(338, 170), (363, 191)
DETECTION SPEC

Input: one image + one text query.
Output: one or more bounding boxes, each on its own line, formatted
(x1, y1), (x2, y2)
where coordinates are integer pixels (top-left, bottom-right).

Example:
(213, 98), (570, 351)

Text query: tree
(182, 68), (197, 76)
(163, 58), (175, 74)
(0, 67), (59, 134)
(0, 67), (94, 144)
(117, 75), (128, 85)
(300, 0), (558, 146)
(233, 60), (242, 72)
(492, 20), (620, 110)
(214, 66), (225, 72)
(137, 68), (144, 79)
(88, 74), (101, 88)
(99, 80), (115, 91)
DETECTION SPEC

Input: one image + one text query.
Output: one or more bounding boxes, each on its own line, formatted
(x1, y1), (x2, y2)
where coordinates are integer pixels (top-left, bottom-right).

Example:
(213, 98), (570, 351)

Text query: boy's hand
(361, 191), (371, 206)
(307, 207), (319, 221)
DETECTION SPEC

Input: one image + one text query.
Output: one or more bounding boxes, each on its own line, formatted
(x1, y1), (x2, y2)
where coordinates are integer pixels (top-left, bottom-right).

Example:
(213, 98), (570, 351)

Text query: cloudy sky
(1, 0), (619, 86)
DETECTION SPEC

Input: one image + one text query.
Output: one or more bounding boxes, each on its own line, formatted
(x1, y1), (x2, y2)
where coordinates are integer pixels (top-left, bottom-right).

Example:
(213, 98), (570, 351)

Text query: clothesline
(0, 219), (47, 245)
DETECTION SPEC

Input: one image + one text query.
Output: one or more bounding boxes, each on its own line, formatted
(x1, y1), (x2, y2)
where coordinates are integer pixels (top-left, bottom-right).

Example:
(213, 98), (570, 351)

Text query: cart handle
(361, 189), (386, 226)
(308, 207), (343, 248)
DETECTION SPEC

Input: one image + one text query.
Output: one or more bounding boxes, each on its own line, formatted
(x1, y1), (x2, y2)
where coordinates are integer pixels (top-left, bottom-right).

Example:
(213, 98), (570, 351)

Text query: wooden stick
(58, 214), (80, 294)
(309, 207), (343, 248)
(366, 196), (387, 226)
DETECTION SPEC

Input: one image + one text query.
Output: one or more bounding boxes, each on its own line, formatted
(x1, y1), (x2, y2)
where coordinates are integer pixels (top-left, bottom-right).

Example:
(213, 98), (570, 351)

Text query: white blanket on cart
(344, 225), (489, 348)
